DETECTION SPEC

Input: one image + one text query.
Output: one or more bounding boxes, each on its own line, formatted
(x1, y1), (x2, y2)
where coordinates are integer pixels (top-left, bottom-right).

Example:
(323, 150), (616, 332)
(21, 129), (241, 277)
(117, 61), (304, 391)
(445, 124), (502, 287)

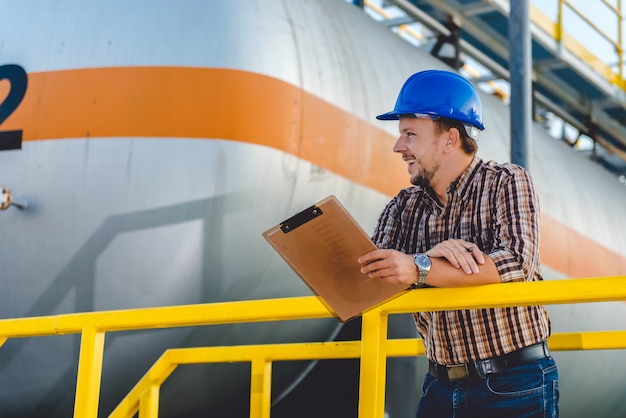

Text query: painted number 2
(0, 64), (28, 151)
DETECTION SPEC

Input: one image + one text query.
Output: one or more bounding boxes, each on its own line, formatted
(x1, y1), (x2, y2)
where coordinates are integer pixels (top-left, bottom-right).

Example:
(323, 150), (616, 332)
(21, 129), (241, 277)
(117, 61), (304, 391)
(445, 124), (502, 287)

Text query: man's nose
(393, 137), (406, 153)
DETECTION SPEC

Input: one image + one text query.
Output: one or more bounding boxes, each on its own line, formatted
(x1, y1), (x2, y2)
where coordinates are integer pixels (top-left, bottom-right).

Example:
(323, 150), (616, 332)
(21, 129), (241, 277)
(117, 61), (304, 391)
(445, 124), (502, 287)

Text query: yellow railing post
(556, 0), (564, 43)
(358, 308), (389, 418)
(108, 351), (178, 418)
(250, 357), (272, 418)
(74, 327), (106, 418)
(139, 385), (160, 418)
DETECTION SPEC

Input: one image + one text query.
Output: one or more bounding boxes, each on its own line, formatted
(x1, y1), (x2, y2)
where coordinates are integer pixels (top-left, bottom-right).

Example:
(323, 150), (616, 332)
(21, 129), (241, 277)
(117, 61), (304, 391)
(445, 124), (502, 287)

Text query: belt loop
(474, 360), (486, 377)
(477, 358), (496, 377)
(428, 361), (440, 380)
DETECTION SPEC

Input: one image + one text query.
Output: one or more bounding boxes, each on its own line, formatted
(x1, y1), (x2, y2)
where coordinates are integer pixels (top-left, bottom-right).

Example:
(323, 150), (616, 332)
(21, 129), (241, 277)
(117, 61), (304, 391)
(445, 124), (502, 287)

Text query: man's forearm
(425, 255), (501, 287)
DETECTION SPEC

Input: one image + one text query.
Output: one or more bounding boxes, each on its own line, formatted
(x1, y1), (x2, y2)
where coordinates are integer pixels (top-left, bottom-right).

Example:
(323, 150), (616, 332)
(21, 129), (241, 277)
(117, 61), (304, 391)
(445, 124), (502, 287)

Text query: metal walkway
(366, 0), (626, 174)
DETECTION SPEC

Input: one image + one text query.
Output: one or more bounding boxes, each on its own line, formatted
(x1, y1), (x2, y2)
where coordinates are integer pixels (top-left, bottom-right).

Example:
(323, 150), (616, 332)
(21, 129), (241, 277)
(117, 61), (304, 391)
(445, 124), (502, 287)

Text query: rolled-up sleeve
(488, 167), (541, 283)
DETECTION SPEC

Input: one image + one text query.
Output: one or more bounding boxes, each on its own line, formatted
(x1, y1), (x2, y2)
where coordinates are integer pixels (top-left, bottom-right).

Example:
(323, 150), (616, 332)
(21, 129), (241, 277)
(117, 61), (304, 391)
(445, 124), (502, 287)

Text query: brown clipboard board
(262, 195), (409, 322)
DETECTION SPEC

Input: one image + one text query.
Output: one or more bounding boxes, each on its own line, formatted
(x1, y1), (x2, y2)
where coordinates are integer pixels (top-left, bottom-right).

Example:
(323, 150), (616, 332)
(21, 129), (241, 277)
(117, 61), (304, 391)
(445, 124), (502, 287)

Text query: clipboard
(262, 195), (409, 322)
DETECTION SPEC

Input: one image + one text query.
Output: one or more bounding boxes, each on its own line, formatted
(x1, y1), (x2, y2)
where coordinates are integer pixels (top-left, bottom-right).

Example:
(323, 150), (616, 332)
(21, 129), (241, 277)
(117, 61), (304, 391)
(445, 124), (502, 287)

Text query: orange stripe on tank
(541, 214), (626, 277)
(3, 66), (407, 197)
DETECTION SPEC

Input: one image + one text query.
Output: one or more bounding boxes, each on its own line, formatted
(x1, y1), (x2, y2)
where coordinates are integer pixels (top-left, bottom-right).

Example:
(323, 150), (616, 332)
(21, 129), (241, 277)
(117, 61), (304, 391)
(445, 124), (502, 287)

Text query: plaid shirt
(372, 156), (551, 365)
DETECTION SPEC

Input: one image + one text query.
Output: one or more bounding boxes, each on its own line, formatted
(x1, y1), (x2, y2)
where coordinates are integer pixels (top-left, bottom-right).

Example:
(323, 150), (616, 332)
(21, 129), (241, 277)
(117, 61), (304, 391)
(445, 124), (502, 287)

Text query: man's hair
(434, 117), (478, 155)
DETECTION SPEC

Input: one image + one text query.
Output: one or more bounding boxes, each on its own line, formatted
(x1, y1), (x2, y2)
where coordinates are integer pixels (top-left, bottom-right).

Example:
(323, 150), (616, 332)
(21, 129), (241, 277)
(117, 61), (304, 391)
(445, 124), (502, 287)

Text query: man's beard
(411, 162), (438, 187)
(411, 173), (430, 187)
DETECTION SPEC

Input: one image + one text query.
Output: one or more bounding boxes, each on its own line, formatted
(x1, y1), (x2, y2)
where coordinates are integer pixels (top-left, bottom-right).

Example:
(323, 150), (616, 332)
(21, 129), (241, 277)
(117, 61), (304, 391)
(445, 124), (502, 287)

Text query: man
(358, 70), (559, 417)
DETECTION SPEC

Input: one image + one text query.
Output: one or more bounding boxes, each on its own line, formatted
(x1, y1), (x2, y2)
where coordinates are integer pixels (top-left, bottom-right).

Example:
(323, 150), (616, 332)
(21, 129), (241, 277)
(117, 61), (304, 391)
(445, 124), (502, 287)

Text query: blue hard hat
(376, 70), (485, 133)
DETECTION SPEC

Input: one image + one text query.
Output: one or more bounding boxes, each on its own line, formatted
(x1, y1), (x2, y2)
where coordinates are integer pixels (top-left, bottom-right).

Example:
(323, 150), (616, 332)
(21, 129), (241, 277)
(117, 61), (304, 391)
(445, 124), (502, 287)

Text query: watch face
(415, 254), (430, 268)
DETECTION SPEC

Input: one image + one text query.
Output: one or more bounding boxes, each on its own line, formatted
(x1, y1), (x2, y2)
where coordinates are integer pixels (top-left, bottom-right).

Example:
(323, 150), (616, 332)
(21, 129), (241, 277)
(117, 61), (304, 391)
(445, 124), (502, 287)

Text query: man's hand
(426, 239), (485, 274)
(357, 249), (418, 287)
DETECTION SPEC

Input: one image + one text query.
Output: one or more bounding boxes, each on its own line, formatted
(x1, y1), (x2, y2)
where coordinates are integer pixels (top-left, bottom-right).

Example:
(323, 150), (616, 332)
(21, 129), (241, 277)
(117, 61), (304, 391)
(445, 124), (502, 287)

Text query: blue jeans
(416, 357), (559, 418)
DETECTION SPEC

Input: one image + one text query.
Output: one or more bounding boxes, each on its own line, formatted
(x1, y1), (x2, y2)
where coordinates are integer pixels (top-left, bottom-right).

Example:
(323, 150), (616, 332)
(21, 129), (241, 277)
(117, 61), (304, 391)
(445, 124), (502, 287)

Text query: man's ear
(444, 127), (460, 152)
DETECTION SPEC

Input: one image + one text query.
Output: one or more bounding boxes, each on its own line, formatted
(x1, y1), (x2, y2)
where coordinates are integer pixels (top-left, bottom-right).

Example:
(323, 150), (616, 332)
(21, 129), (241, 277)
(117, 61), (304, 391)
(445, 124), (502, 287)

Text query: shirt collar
(446, 154), (482, 197)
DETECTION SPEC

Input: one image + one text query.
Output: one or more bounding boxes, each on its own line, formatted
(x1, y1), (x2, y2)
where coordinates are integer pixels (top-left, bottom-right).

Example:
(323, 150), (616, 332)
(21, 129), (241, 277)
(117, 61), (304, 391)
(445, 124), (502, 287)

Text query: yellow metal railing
(531, 1), (626, 89)
(108, 330), (626, 418)
(555, 0), (623, 82)
(0, 276), (625, 418)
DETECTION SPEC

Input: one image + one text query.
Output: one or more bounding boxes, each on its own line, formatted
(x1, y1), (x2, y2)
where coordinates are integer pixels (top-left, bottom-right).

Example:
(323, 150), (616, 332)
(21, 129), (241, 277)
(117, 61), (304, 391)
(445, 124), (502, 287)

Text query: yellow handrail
(558, 0), (623, 80)
(0, 275), (625, 418)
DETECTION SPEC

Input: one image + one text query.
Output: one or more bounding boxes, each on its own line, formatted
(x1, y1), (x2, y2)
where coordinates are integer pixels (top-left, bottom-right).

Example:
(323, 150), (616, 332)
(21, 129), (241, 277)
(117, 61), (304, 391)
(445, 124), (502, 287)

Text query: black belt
(428, 341), (550, 382)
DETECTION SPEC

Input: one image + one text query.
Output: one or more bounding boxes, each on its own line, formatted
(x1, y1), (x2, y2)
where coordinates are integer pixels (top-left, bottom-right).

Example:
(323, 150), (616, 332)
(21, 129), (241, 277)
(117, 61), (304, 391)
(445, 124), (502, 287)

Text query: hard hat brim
(376, 111), (485, 132)
(375, 110), (402, 120)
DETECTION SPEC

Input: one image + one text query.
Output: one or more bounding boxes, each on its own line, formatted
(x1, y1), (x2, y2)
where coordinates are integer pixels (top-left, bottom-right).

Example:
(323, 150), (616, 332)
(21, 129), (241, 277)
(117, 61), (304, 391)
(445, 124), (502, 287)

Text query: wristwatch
(412, 253), (431, 288)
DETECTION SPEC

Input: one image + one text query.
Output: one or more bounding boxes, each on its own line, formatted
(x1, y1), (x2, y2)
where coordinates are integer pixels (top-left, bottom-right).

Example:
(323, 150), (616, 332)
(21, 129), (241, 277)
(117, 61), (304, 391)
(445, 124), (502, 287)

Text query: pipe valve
(0, 187), (27, 210)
